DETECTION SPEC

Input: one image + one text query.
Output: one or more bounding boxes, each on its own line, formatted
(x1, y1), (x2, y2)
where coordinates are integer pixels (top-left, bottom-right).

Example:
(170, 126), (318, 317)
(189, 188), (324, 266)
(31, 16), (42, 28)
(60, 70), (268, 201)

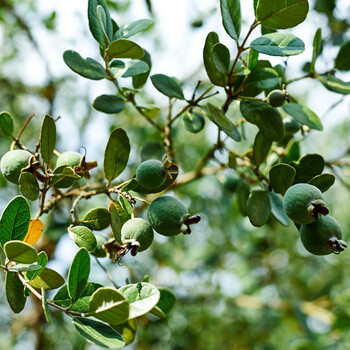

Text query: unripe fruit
(136, 159), (167, 189)
(283, 116), (300, 134)
(300, 215), (347, 255)
(54, 151), (82, 188)
(91, 234), (109, 258)
(224, 174), (240, 192)
(0, 149), (32, 184)
(266, 89), (286, 107)
(147, 196), (200, 236)
(283, 183), (328, 224)
(56, 151), (82, 168)
(121, 218), (154, 253)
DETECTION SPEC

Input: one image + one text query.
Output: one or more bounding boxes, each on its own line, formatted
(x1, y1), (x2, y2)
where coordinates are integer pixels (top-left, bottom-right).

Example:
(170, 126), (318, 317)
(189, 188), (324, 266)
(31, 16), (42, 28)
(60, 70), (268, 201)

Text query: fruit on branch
(266, 89), (286, 107)
(54, 151), (83, 188)
(283, 183), (329, 224)
(300, 215), (347, 255)
(0, 149), (32, 184)
(283, 116), (300, 134)
(147, 196), (200, 236)
(121, 218), (154, 254)
(92, 234), (109, 258)
(136, 159), (167, 189)
(56, 151), (82, 168)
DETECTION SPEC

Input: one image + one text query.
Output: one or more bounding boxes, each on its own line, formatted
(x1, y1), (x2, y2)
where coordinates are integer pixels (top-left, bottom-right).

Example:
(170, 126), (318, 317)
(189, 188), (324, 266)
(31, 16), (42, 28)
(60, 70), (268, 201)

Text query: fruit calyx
(181, 214), (201, 234)
(329, 237), (348, 255)
(307, 199), (329, 220)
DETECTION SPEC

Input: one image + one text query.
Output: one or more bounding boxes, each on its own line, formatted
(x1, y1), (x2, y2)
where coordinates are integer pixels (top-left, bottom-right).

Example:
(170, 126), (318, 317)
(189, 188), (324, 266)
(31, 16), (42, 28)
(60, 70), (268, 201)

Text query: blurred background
(0, 0), (350, 349)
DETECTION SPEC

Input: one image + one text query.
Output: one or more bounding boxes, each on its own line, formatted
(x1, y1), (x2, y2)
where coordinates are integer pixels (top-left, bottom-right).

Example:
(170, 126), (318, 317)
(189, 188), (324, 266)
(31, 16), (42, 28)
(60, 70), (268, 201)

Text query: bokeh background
(0, 0), (350, 349)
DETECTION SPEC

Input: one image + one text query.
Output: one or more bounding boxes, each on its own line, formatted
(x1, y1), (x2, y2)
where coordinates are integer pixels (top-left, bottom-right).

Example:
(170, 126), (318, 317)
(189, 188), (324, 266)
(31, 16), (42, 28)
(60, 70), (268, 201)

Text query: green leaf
(317, 75), (350, 95)
(308, 173), (335, 193)
(28, 267), (65, 290)
(182, 111), (205, 133)
(151, 74), (185, 100)
(0, 111), (14, 136)
(0, 196), (31, 247)
(236, 180), (250, 216)
(5, 272), (26, 313)
(27, 251), (48, 280)
(63, 50), (106, 80)
(253, 131), (272, 168)
(19, 172), (40, 201)
(268, 191), (290, 226)
(269, 163), (296, 194)
(292, 154), (325, 184)
(40, 114), (56, 164)
(93, 95), (125, 114)
(212, 43), (230, 73)
(53, 282), (103, 313)
(67, 248), (90, 303)
(81, 208), (111, 230)
(108, 200), (130, 244)
(220, 0), (241, 41)
(8, 262), (42, 272)
(247, 189), (271, 227)
(206, 103), (241, 142)
(89, 287), (130, 325)
(335, 41), (350, 71)
(203, 32), (228, 87)
(104, 128), (130, 184)
(4, 240), (38, 263)
(106, 39), (144, 60)
(132, 50), (152, 89)
(41, 283), (53, 324)
(116, 60), (149, 78)
(114, 19), (153, 40)
(118, 282), (160, 320)
(118, 195), (134, 215)
(240, 100), (284, 141)
(88, 0), (113, 49)
(247, 49), (259, 70)
(73, 317), (125, 349)
(251, 33), (305, 56)
(150, 287), (176, 318)
(247, 67), (279, 89)
(283, 103), (323, 131)
(68, 226), (97, 252)
(310, 28), (322, 73)
(256, 0), (309, 29)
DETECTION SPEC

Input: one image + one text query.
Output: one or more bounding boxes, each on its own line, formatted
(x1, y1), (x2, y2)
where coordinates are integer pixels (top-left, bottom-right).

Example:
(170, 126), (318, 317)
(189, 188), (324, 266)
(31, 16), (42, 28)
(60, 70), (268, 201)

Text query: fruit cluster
(283, 183), (347, 255)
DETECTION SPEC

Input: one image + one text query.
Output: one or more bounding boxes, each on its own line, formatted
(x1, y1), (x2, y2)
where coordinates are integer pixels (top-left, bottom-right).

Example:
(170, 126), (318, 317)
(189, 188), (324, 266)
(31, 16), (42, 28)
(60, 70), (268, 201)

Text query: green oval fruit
(121, 218), (154, 252)
(283, 116), (300, 134)
(54, 151), (82, 188)
(300, 215), (347, 255)
(224, 174), (240, 192)
(56, 151), (82, 168)
(91, 234), (109, 258)
(148, 196), (188, 236)
(283, 183), (328, 224)
(136, 159), (167, 189)
(266, 89), (286, 107)
(0, 149), (32, 184)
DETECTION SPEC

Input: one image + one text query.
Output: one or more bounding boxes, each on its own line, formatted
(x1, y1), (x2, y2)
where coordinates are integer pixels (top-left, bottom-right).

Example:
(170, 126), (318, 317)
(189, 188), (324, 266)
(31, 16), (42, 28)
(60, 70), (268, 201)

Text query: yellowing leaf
(24, 219), (44, 245)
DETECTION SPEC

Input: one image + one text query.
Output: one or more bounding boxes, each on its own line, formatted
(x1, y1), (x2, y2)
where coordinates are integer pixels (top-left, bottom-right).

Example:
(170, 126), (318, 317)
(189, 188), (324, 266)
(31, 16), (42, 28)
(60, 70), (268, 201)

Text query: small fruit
(0, 149), (32, 184)
(121, 218), (154, 253)
(56, 151), (82, 168)
(283, 116), (300, 134)
(136, 159), (167, 189)
(224, 174), (240, 192)
(54, 151), (82, 188)
(300, 215), (347, 255)
(266, 89), (286, 107)
(91, 234), (109, 258)
(147, 196), (200, 236)
(283, 183), (328, 224)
